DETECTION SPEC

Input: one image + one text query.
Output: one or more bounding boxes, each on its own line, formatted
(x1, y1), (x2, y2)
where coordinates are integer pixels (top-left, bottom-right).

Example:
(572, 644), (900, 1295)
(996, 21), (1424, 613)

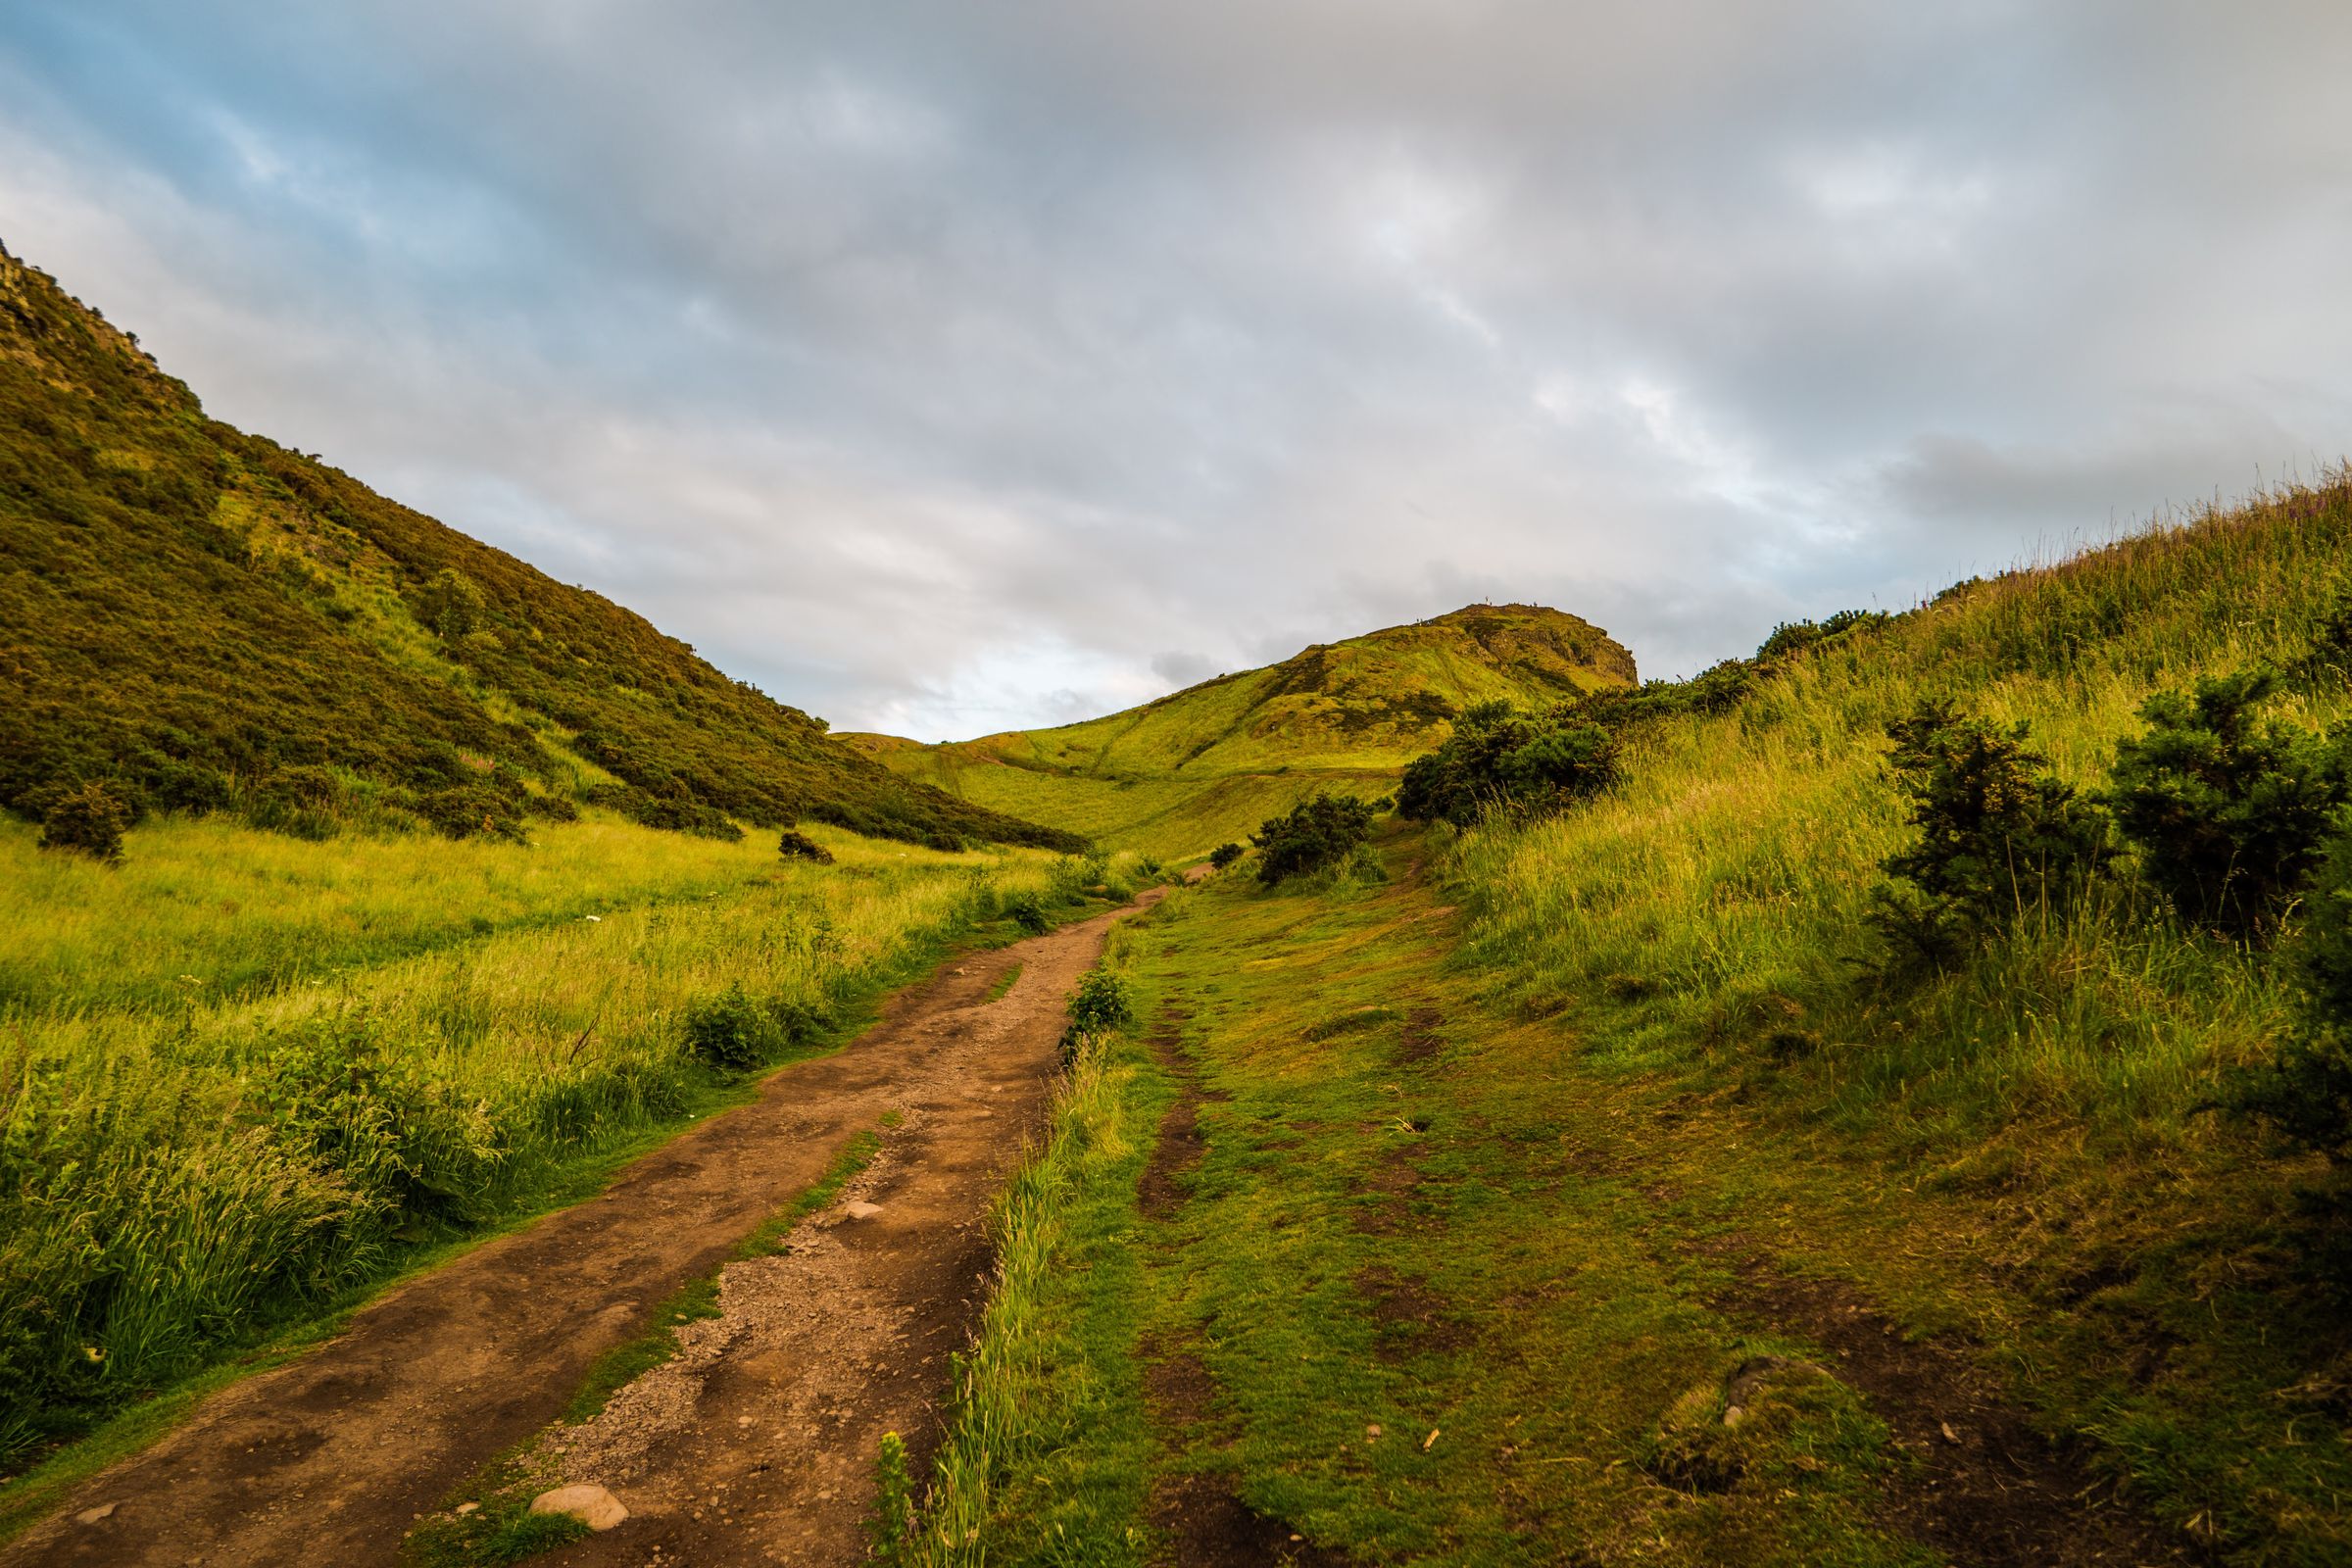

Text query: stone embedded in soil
(841, 1200), (884, 1220)
(529, 1484), (628, 1531)
(74, 1503), (117, 1526)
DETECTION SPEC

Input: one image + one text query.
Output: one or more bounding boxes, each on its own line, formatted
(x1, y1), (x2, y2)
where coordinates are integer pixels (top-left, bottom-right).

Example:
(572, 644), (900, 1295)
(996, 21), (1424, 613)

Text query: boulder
(529, 1484), (628, 1531)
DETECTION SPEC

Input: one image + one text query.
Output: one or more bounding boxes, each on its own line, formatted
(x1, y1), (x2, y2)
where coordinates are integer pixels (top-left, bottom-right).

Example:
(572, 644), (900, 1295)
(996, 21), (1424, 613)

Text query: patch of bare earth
(10, 895), (1162, 1568)
(1138, 1015), (1350, 1566)
(1701, 1240), (2197, 1567)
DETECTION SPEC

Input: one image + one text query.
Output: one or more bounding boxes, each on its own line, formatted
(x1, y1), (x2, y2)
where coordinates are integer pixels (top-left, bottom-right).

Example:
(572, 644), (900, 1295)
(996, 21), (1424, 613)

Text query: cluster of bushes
(1059, 965), (1135, 1059)
(1251, 793), (1379, 884)
(1390, 611), (1890, 834)
(1871, 665), (2352, 1195)
(680, 982), (834, 1073)
(1396, 701), (1621, 827)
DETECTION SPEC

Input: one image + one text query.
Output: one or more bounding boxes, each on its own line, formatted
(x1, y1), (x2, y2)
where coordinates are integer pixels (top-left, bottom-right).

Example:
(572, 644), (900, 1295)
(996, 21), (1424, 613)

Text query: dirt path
(12, 894), (1161, 1568)
(1135, 1009), (1347, 1568)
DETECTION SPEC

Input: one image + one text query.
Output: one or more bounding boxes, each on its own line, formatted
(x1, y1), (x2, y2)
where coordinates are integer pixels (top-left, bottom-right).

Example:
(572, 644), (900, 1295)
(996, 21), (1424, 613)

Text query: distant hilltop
(842, 602), (1637, 858)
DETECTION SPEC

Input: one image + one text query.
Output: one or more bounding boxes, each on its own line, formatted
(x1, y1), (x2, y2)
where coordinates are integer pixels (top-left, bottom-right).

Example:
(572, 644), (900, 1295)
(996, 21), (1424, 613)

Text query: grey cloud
(2, 1), (2348, 733)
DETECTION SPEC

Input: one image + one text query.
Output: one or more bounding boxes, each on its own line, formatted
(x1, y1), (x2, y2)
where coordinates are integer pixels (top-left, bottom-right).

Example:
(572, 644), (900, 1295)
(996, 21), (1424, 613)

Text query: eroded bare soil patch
(1703, 1242), (2195, 1567)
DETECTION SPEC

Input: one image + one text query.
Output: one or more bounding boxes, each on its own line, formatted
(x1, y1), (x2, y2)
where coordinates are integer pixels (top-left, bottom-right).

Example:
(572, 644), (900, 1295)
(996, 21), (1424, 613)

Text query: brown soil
(1354, 1265), (1471, 1363)
(10, 894), (1165, 1568)
(1137, 1013), (1218, 1223)
(1138, 1015), (1349, 1567)
(1395, 1005), (1446, 1065)
(1706, 1245), (2196, 1567)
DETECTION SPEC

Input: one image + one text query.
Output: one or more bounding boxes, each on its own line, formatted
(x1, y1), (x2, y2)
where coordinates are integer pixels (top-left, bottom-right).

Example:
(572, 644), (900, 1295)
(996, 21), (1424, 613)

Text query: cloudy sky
(4, 3), (2348, 737)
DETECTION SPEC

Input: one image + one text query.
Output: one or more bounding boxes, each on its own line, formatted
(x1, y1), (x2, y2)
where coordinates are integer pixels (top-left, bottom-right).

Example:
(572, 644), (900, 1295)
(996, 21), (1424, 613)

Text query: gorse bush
(777, 828), (835, 864)
(2224, 824), (2352, 1172)
(37, 780), (130, 861)
(2105, 670), (2351, 939)
(1869, 702), (2115, 969)
(1252, 793), (1378, 884)
(1753, 609), (1890, 663)
(1208, 841), (1245, 870)
(1007, 891), (1051, 935)
(2306, 584), (2352, 688)
(1396, 702), (1619, 827)
(1061, 966), (1135, 1058)
(679, 982), (830, 1073)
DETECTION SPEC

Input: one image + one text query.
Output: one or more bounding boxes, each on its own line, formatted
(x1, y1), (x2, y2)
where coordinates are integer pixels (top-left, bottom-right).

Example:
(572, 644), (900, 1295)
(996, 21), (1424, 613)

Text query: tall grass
(0, 818), (1065, 1466)
(918, 919), (1156, 1562)
(1450, 475), (2352, 1147)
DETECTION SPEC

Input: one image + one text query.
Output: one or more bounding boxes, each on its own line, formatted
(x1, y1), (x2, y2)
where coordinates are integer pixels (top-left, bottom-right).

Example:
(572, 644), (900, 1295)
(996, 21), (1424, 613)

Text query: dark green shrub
(140, 757), (232, 815)
(778, 829), (835, 863)
(1870, 702), (2115, 968)
(2223, 823), (2352, 1168)
(1755, 609), (1888, 662)
(521, 790), (579, 823)
(619, 791), (745, 843)
(2105, 671), (2351, 938)
(1007, 891), (1051, 935)
(2307, 585), (2352, 687)
(1207, 842), (1245, 870)
(416, 784), (529, 842)
(37, 781), (130, 861)
(415, 565), (487, 642)
(1397, 703), (1619, 827)
(1253, 793), (1377, 884)
(681, 984), (778, 1072)
(1064, 966), (1134, 1039)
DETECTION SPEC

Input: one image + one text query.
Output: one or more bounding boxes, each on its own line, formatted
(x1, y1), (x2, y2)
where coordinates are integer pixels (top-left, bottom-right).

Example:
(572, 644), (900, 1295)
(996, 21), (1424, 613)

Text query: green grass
(983, 964), (1024, 1004)
(915, 469), (2352, 1568)
(1420, 479), (2352, 1560)
(0, 809), (1084, 1475)
(0, 809), (956, 1013)
(918, 923), (1169, 1562)
(851, 604), (1638, 861)
(917, 849), (1940, 1565)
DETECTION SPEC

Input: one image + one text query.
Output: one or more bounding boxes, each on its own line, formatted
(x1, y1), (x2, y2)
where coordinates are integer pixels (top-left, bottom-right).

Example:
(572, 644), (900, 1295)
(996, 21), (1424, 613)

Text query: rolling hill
(0, 237), (1082, 855)
(842, 603), (1637, 858)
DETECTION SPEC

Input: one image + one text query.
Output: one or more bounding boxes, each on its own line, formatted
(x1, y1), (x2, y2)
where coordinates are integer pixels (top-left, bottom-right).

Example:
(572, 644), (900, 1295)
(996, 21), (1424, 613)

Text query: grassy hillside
(847, 604), (1636, 858)
(0, 238), (1079, 855)
(903, 481), (2352, 1566)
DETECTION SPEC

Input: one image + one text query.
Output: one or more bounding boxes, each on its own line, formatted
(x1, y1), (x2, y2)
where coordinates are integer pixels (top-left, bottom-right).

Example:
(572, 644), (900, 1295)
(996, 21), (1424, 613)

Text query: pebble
(529, 1483), (629, 1531)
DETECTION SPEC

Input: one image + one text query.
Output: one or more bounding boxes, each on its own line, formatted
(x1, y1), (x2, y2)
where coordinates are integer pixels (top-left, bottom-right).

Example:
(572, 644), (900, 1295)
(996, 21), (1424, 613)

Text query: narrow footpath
(11, 893), (1163, 1568)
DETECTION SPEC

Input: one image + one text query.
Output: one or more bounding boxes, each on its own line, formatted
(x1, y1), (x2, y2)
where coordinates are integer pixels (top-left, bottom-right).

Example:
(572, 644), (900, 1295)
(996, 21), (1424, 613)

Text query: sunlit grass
(0, 811), (1071, 1469)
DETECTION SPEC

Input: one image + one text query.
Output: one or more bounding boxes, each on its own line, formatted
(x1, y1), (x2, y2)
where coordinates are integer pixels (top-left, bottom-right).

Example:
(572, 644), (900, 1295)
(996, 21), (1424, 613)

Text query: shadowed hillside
(844, 603), (1637, 858)
(0, 238), (1081, 855)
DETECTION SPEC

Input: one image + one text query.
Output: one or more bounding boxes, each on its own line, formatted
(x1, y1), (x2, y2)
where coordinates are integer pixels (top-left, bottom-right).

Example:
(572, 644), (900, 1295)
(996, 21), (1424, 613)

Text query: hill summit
(847, 603), (1636, 857)
(0, 238), (1080, 854)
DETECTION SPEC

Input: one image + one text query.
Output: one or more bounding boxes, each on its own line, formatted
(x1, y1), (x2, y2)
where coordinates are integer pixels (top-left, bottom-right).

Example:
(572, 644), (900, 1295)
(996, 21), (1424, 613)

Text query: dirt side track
(10, 896), (1158, 1568)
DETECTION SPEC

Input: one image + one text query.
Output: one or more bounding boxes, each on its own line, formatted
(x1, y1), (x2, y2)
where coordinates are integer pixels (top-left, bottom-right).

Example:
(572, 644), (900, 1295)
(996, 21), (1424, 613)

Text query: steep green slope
(0, 239), (1080, 854)
(846, 604), (1636, 858)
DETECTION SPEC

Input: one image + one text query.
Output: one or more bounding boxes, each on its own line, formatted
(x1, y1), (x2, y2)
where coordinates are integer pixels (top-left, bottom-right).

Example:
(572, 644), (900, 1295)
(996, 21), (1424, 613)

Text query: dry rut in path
(13, 892), (1165, 1568)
